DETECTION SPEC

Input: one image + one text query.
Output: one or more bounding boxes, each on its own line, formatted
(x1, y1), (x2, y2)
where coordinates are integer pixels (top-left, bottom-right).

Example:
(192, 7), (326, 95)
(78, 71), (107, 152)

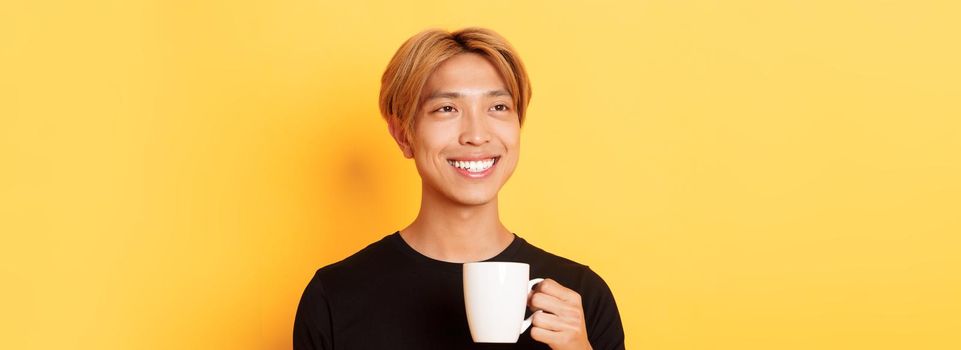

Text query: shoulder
(318, 235), (395, 274)
(518, 239), (625, 348)
(520, 239), (586, 270)
(517, 238), (611, 296)
(305, 233), (404, 296)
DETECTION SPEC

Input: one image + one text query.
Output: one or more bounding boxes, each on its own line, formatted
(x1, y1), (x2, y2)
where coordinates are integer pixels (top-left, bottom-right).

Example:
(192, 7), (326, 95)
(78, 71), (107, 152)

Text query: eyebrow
(425, 89), (512, 101)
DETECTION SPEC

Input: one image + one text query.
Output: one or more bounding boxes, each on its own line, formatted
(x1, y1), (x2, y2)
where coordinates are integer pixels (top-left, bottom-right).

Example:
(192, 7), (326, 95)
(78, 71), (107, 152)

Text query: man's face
(393, 52), (521, 206)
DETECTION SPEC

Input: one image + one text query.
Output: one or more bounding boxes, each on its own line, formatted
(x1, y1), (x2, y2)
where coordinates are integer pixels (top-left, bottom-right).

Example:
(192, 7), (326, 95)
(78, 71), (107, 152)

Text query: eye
(490, 104), (510, 112)
(435, 105), (456, 113)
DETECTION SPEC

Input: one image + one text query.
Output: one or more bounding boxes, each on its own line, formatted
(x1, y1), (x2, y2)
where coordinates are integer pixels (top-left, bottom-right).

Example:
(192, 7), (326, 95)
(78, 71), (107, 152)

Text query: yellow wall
(2, 1), (959, 349)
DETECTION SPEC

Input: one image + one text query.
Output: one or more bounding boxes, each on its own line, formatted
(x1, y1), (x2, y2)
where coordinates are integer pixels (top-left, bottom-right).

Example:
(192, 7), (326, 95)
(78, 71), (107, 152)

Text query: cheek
(504, 127), (522, 164)
(494, 124), (521, 149)
(411, 125), (455, 173)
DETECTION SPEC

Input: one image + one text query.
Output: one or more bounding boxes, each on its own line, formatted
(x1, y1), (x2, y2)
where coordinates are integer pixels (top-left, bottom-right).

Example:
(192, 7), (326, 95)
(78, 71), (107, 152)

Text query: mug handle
(520, 278), (545, 333)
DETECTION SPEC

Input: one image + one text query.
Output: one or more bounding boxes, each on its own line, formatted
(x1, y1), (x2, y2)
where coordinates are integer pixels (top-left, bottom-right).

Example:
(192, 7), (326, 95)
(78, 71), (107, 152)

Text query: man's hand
(527, 278), (593, 350)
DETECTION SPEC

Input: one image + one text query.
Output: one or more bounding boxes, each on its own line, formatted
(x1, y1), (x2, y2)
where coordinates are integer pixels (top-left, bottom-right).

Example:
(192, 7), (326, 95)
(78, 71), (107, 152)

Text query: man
(294, 27), (625, 350)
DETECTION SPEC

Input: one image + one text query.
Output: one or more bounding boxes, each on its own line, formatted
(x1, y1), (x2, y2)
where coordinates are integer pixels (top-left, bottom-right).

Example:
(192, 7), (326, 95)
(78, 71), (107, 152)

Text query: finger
(531, 309), (572, 332)
(530, 325), (563, 346)
(529, 290), (578, 318)
(534, 278), (582, 305)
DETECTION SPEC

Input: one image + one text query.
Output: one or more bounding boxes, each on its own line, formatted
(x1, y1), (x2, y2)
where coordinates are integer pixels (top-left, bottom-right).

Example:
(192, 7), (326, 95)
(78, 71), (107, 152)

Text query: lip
(446, 154), (499, 161)
(448, 156), (499, 179)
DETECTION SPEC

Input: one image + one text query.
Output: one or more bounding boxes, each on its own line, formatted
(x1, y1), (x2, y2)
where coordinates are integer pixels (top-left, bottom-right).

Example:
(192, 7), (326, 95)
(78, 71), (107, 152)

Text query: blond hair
(378, 27), (532, 145)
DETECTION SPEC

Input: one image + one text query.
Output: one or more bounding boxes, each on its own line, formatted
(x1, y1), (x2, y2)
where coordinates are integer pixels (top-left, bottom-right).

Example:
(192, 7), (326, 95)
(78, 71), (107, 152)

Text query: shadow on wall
(309, 109), (411, 266)
(265, 67), (415, 349)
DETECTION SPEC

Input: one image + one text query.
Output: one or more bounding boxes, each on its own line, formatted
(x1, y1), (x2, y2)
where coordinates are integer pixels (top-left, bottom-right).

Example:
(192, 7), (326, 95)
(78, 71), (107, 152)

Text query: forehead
(423, 53), (508, 93)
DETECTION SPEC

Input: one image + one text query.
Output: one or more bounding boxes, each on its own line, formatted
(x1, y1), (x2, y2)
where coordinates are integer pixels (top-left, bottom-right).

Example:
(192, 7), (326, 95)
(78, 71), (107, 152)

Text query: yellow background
(2, 0), (959, 349)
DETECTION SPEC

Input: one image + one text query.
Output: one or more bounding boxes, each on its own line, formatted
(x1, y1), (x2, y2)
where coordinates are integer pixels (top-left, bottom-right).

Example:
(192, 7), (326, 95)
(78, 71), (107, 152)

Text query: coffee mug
(463, 261), (544, 343)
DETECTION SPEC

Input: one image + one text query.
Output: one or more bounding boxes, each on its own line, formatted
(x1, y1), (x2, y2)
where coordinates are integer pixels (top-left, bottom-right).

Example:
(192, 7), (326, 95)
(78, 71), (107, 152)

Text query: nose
(458, 107), (491, 146)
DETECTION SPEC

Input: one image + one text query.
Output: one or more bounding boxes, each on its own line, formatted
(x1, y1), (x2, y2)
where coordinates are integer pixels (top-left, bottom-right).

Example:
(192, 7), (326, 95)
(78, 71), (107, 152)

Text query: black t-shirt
(293, 231), (625, 349)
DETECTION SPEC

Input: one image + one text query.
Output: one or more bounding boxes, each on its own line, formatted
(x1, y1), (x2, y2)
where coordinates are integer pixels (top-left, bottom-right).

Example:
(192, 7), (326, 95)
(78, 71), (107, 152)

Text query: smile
(446, 156), (499, 178)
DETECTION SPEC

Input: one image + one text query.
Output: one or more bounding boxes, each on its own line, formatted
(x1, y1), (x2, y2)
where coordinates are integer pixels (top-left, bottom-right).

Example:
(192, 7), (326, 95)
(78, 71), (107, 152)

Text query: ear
(387, 116), (414, 159)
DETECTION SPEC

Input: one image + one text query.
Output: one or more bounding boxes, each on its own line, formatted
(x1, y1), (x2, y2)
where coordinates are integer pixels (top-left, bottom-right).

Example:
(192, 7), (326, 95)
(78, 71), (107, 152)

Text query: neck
(399, 181), (515, 263)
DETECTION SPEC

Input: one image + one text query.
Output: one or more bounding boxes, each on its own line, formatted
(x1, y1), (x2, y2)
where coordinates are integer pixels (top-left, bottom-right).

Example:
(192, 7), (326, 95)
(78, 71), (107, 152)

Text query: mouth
(446, 156), (500, 178)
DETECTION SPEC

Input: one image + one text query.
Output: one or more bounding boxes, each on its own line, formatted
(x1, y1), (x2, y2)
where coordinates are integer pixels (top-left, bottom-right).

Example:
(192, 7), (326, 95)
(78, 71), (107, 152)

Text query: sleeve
(293, 270), (334, 350)
(580, 267), (626, 350)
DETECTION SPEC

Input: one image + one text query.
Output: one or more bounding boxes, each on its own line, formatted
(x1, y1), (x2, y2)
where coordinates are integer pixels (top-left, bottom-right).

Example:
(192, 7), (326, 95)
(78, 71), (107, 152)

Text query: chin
(448, 190), (498, 206)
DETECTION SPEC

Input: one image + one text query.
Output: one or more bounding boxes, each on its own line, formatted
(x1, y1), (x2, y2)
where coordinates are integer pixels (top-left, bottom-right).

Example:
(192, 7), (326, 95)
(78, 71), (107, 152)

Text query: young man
(294, 27), (625, 350)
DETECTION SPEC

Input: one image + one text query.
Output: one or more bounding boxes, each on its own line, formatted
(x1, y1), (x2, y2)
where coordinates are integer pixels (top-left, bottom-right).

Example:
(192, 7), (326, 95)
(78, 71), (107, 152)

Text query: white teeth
(447, 158), (496, 173)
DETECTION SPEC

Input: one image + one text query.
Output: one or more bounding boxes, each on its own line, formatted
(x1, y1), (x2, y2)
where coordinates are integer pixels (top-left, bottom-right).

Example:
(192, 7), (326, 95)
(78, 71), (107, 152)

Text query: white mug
(463, 262), (544, 343)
